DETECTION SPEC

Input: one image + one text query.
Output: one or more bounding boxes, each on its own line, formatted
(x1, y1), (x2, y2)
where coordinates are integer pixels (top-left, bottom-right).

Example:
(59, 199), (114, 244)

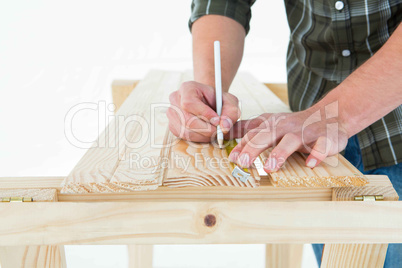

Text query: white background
(0, 0), (318, 267)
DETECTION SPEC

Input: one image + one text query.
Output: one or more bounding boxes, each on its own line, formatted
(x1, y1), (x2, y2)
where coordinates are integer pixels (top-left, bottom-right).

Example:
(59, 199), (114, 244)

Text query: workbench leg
(127, 245), (153, 268)
(265, 244), (303, 268)
(320, 187), (396, 268)
(321, 244), (388, 268)
(0, 246), (66, 268)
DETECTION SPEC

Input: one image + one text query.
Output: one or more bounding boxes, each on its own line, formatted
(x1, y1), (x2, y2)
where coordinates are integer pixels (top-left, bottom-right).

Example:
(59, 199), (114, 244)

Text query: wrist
(307, 90), (354, 138)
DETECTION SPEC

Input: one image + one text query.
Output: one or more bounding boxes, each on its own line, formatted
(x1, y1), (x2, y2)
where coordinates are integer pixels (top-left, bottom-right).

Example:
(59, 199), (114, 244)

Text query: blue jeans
(312, 135), (402, 268)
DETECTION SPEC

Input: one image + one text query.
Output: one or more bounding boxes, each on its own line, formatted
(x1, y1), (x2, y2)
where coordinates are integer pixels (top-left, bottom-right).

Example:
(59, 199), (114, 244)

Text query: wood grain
(0, 201), (401, 245)
(163, 136), (260, 188)
(0, 188), (65, 268)
(265, 244), (303, 268)
(0, 189), (57, 202)
(321, 244), (388, 268)
(0, 177), (64, 189)
(260, 150), (368, 187)
(0, 246), (66, 268)
(62, 70), (168, 193)
(320, 175), (393, 268)
(63, 71), (263, 193)
(333, 185), (399, 201)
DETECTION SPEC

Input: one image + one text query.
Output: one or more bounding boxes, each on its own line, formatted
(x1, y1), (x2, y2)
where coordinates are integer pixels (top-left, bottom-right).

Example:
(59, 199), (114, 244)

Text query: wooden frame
(0, 72), (400, 268)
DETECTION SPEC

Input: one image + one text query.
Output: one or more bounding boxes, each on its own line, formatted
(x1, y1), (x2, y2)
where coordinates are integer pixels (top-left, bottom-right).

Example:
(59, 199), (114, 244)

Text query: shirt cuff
(189, 0), (254, 35)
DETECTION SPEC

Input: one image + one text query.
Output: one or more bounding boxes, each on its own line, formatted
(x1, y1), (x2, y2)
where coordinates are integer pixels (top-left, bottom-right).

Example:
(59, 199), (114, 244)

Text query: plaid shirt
(189, 0), (402, 170)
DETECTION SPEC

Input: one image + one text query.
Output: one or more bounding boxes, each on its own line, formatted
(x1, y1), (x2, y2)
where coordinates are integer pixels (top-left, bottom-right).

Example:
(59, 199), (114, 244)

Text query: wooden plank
(332, 185), (399, 201)
(62, 70), (168, 192)
(0, 246), (66, 268)
(59, 186), (332, 202)
(320, 175), (395, 267)
(264, 83), (289, 106)
(0, 188), (66, 268)
(0, 175), (392, 202)
(111, 80), (138, 112)
(127, 245), (153, 268)
(0, 201), (401, 245)
(0, 189), (57, 202)
(321, 244), (388, 268)
(107, 72), (184, 190)
(0, 177), (64, 189)
(261, 151), (368, 187)
(265, 244), (303, 268)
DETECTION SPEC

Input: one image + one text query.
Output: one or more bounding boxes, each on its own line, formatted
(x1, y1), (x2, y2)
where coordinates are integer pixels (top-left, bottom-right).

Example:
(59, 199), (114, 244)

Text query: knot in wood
(204, 214), (216, 227)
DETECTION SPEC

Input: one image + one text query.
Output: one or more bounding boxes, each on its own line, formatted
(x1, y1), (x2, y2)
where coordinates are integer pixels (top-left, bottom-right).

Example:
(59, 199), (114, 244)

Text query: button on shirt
(189, 0), (402, 170)
(335, 1), (345, 10)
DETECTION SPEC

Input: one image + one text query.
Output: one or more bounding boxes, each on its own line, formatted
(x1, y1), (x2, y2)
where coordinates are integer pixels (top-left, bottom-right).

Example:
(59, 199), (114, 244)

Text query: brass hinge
(354, 195), (384, 201)
(1, 197), (33, 202)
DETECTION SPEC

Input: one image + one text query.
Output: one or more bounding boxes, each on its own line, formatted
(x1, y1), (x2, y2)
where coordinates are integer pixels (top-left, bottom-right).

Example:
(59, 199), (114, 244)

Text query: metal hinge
(354, 195), (384, 201)
(1, 197), (33, 202)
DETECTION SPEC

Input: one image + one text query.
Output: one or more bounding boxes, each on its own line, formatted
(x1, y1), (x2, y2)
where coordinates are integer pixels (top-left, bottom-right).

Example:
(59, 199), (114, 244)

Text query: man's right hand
(167, 81), (240, 143)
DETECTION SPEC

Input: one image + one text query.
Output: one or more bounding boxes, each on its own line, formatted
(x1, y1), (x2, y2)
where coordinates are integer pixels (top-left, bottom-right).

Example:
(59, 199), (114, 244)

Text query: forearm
(192, 15), (245, 92)
(311, 23), (402, 137)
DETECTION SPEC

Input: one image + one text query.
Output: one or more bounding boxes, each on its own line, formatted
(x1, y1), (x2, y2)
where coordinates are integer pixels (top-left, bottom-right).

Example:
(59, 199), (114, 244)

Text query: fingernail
(307, 158), (317, 168)
(211, 117), (219, 126)
(229, 151), (239, 162)
(221, 118), (232, 131)
(238, 153), (250, 167)
(264, 157), (278, 171)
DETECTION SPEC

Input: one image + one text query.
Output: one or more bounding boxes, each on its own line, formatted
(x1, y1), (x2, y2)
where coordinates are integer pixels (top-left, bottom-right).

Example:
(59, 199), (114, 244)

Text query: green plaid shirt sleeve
(190, 0), (402, 171)
(189, 0), (255, 34)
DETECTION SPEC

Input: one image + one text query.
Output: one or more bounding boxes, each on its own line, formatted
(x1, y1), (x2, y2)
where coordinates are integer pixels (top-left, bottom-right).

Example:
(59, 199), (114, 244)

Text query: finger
(225, 114), (270, 139)
(228, 122), (274, 168)
(169, 93), (216, 137)
(264, 133), (302, 173)
(305, 136), (332, 168)
(168, 121), (212, 143)
(167, 105), (216, 138)
(180, 86), (218, 124)
(220, 93), (240, 133)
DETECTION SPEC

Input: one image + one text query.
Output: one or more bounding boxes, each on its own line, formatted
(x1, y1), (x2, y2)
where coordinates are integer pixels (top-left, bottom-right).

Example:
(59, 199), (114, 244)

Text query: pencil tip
(218, 139), (223, 149)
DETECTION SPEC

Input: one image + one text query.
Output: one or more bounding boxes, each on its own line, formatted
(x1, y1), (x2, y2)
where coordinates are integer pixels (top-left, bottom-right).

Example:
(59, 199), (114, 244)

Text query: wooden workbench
(0, 71), (400, 268)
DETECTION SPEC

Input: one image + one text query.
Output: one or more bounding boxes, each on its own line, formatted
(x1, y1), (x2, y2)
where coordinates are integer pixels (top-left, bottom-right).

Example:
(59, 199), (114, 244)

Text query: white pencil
(214, 41), (224, 149)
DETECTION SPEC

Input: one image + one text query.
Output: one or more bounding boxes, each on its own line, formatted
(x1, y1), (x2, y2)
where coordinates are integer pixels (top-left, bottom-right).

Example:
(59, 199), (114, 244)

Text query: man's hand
(167, 81), (240, 143)
(228, 107), (349, 173)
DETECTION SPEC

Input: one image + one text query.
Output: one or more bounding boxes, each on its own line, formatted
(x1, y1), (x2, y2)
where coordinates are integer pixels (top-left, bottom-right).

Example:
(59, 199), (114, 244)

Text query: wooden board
(0, 177), (64, 189)
(319, 174), (394, 268)
(0, 188), (57, 202)
(62, 70), (170, 192)
(0, 188), (66, 268)
(0, 201), (401, 245)
(0, 246), (66, 268)
(265, 244), (303, 268)
(321, 244), (388, 268)
(260, 151), (368, 187)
